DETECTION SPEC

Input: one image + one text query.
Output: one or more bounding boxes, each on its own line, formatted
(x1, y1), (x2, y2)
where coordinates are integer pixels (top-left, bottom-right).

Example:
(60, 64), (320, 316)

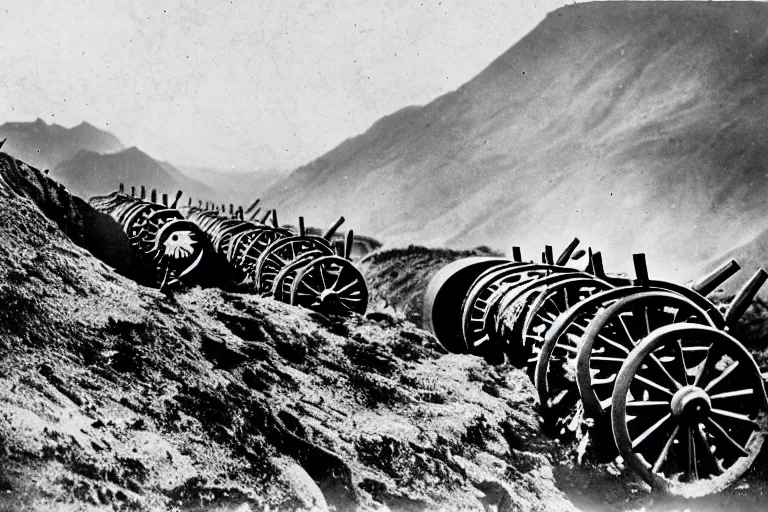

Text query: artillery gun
(423, 242), (767, 496)
(90, 187), (215, 289)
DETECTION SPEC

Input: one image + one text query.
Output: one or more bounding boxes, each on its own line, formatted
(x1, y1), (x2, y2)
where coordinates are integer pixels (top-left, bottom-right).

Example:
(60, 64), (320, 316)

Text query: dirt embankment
(0, 156), (576, 511)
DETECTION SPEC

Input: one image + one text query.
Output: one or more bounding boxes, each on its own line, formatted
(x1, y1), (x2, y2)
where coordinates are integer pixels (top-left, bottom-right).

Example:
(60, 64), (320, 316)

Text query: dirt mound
(358, 245), (503, 325)
(0, 152), (143, 282)
(0, 157), (575, 510)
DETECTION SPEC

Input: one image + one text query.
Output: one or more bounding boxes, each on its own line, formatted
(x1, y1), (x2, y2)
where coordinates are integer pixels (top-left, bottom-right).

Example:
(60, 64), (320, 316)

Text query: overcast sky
(1, 0), (634, 170)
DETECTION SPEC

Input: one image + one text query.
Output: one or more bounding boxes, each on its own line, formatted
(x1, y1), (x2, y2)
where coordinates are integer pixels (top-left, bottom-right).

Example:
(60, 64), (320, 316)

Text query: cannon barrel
(690, 259), (740, 296)
(323, 216), (345, 240)
(161, 193), (168, 207)
(271, 210), (278, 228)
(512, 246), (522, 262)
(119, 183), (125, 194)
(131, 186), (136, 197)
(140, 186), (146, 199)
(590, 251), (606, 278)
(555, 237), (580, 266)
(171, 190), (183, 209)
(229, 204), (234, 216)
(298, 217), (306, 237)
(344, 230), (354, 259)
(245, 198), (261, 214)
(249, 207), (262, 221)
(725, 269), (768, 326)
(259, 210), (271, 223)
(150, 189), (157, 204)
(633, 253), (649, 285)
(544, 246), (554, 265)
(237, 206), (244, 220)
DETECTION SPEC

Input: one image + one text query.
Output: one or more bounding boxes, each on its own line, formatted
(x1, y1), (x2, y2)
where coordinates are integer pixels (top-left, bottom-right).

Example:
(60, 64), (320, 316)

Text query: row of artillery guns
(423, 239), (768, 497)
(89, 184), (368, 316)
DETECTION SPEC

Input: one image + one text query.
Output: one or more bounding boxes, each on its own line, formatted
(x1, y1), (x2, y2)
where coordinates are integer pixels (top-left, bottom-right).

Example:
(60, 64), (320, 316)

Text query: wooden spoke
(652, 423), (680, 473)
(632, 413), (672, 449)
(705, 417), (750, 457)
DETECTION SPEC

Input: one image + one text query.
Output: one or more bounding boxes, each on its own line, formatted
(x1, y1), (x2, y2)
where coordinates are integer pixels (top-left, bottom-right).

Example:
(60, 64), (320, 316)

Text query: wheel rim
(577, 291), (716, 420)
(290, 256), (368, 315)
(612, 324), (768, 497)
(523, 277), (613, 382)
(272, 250), (323, 303)
(255, 236), (334, 294)
(462, 264), (568, 354)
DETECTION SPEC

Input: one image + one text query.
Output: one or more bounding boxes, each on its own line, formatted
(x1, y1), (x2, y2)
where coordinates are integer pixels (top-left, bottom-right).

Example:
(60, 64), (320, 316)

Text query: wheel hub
(319, 289), (341, 308)
(670, 385), (711, 421)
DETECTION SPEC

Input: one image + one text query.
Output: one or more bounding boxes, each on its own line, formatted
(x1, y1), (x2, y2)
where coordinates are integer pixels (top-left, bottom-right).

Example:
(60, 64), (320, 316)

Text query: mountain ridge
(263, 0), (768, 281)
(0, 118), (124, 171)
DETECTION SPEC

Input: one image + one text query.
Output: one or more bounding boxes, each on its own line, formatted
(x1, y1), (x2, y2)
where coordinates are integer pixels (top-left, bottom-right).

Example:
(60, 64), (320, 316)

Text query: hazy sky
(2, 1), (601, 169)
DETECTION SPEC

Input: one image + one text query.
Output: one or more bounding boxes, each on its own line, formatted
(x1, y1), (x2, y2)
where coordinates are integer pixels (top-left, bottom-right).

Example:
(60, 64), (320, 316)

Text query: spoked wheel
(577, 292), (717, 420)
(290, 256), (368, 315)
(522, 277), (613, 382)
(491, 271), (591, 366)
(236, 228), (291, 273)
(534, 287), (652, 438)
(255, 236), (335, 294)
(272, 250), (323, 303)
(462, 264), (573, 356)
(612, 324), (768, 497)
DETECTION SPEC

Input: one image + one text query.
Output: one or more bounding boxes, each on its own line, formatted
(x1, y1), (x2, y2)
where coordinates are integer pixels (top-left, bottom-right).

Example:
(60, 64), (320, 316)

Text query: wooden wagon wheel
(612, 324), (768, 497)
(481, 271), (590, 365)
(235, 227), (291, 273)
(254, 235), (335, 295)
(460, 240), (582, 353)
(290, 255), (368, 315)
(271, 250), (323, 303)
(522, 276), (613, 382)
(214, 221), (261, 256)
(576, 291), (717, 420)
(461, 263), (562, 355)
(534, 286), (664, 438)
(533, 258), (738, 436)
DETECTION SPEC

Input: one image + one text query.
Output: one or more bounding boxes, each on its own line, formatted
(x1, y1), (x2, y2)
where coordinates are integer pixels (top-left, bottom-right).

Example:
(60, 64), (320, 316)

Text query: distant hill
(0, 118), (123, 170)
(263, 1), (768, 281)
(53, 146), (214, 202)
(178, 165), (287, 207)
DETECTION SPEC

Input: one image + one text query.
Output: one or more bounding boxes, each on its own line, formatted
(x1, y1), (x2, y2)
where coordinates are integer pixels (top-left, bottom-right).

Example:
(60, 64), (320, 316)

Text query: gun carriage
(424, 244), (767, 497)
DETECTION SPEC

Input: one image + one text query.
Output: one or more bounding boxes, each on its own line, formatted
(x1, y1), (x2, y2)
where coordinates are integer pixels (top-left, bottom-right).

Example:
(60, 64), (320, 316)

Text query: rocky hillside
(0, 152), (577, 511)
(0, 119), (123, 171)
(264, 1), (768, 282)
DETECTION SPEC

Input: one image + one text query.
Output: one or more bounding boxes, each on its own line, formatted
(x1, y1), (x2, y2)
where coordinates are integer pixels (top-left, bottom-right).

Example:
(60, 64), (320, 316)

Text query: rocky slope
(0, 152), (577, 511)
(0, 119), (123, 171)
(264, 1), (768, 282)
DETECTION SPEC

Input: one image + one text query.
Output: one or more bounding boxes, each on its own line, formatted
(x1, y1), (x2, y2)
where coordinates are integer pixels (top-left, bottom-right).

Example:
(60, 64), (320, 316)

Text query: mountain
(264, 1), (768, 281)
(0, 118), (124, 170)
(53, 146), (214, 202)
(178, 165), (287, 206)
